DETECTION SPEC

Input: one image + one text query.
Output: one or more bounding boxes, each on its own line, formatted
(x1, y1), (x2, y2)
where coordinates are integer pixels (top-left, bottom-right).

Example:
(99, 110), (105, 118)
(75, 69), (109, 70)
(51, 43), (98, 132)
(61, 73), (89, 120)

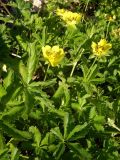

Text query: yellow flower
(42, 45), (65, 67)
(112, 28), (120, 37)
(56, 8), (66, 16)
(56, 8), (82, 27)
(105, 14), (116, 22)
(91, 39), (112, 57)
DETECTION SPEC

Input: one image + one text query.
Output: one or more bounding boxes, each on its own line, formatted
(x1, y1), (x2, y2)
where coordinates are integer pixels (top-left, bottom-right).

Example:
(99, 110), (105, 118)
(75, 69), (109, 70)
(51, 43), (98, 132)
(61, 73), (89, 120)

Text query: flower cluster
(42, 45), (65, 67)
(91, 39), (112, 57)
(56, 8), (82, 27)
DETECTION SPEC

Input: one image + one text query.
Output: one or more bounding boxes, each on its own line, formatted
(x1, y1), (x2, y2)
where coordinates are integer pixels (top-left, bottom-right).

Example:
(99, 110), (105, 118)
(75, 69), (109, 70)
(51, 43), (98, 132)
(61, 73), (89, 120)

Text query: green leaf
(52, 82), (70, 106)
(29, 78), (56, 88)
(19, 61), (27, 83)
(87, 64), (98, 80)
(90, 78), (105, 84)
(94, 115), (105, 124)
(16, 35), (28, 52)
(41, 132), (55, 148)
(94, 124), (104, 132)
(64, 113), (69, 139)
(27, 43), (38, 84)
(89, 107), (96, 119)
(9, 143), (19, 160)
(68, 143), (92, 160)
(3, 70), (14, 89)
(0, 120), (32, 140)
(22, 89), (34, 119)
(50, 109), (66, 117)
(29, 126), (41, 147)
(0, 132), (5, 150)
(63, 83), (70, 106)
(67, 122), (88, 140)
(0, 85), (6, 98)
(81, 59), (89, 78)
(53, 142), (65, 160)
(1, 106), (24, 119)
(52, 83), (64, 100)
(0, 148), (8, 160)
(51, 127), (63, 141)
(78, 94), (90, 108)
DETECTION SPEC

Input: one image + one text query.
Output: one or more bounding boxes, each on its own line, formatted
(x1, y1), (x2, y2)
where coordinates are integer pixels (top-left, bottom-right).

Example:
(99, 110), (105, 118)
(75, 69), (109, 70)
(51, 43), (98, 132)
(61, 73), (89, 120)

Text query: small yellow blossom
(112, 28), (120, 37)
(105, 14), (116, 22)
(56, 9), (66, 16)
(42, 45), (65, 67)
(91, 39), (112, 57)
(56, 8), (82, 27)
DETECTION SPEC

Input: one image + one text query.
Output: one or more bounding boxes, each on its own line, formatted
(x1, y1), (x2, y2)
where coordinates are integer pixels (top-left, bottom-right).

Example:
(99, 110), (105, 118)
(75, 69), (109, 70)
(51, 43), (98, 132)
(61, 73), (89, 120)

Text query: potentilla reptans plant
(0, 0), (120, 159)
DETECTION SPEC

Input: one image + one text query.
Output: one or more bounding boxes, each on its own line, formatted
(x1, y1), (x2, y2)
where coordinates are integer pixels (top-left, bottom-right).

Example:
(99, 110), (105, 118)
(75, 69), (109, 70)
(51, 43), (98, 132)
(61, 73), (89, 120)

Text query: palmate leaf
(16, 35), (28, 53)
(0, 120), (32, 140)
(41, 132), (55, 149)
(0, 132), (4, 150)
(29, 126), (41, 147)
(23, 89), (34, 119)
(93, 115), (105, 131)
(17, 38), (38, 84)
(87, 64), (99, 80)
(27, 42), (38, 84)
(51, 127), (63, 142)
(19, 61), (27, 83)
(64, 113), (69, 139)
(94, 124), (104, 131)
(53, 142), (65, 160)
(89, 107), (96, 119)
(52, 81), (70, 107)
(67, 122), (88, 141)
(9, 143), (19, 160)
(63, 83), (70, 107)
(1, 106), (24, 120)
(3, 70), (14, 89)
(40, 133), (50, 148)
(52, 83), (64, 100)
(29, 78), (56, 88)
(0, 85), (7, 99)
(81, 57), (89, 78)
(0, 148), (9, 160)
(68, 142), (92, 160)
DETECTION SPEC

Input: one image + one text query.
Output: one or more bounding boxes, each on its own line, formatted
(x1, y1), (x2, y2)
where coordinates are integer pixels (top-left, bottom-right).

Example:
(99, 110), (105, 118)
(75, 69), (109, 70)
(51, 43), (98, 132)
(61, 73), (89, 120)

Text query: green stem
(85, 57), (97, 79)
(44, 64), (49, 81)
(70, 49), (84, 77)
(106, 21), (110, 39)
(70, 62), (77, 77)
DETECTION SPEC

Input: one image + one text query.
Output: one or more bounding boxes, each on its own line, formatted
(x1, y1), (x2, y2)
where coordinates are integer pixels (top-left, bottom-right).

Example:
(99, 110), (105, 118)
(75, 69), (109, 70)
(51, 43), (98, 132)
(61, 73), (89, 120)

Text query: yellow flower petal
(42, 45), (52, 59)
(91, 39), (112, 57)
(56, 9), (82, 27)
(42, 45), (65, 67)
